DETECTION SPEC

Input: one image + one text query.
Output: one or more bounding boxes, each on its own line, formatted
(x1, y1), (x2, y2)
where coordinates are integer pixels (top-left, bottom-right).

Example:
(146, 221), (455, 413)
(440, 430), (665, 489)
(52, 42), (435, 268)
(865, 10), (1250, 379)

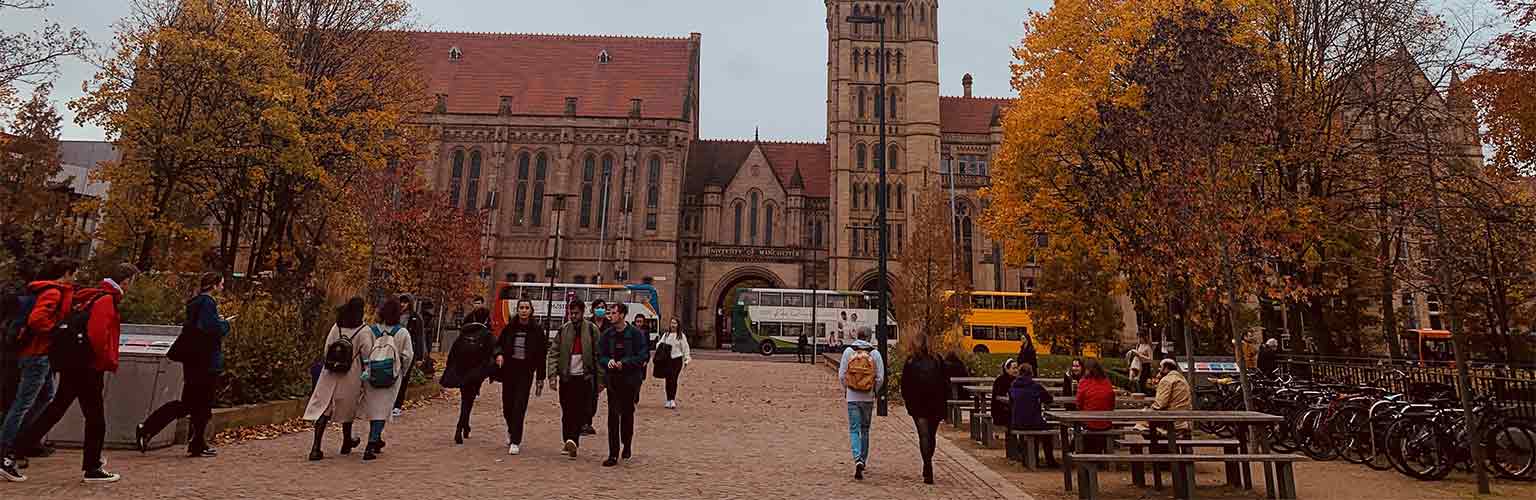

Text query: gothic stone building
(412, 1), (1040, 347)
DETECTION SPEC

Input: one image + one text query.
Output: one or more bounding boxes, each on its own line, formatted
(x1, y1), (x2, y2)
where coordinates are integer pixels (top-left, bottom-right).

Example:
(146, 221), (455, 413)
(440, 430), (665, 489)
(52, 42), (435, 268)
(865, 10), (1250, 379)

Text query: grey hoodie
(837, 340), (886, 402)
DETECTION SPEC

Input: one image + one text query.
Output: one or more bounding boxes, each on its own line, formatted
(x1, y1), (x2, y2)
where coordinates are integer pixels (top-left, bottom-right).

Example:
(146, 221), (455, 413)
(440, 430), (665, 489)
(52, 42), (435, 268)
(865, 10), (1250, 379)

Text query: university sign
(706, 245), (805, 262)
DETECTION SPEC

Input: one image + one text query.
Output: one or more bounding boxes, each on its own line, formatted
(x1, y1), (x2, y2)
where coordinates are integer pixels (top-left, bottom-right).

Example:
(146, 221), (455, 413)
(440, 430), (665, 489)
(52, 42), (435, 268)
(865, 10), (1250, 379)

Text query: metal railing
(1278, 354), (1536, 419)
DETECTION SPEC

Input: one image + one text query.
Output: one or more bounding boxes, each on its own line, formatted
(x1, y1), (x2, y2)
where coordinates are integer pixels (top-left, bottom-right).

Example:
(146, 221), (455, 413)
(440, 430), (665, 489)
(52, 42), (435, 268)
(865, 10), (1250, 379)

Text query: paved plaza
(4, 354), (1026, 499)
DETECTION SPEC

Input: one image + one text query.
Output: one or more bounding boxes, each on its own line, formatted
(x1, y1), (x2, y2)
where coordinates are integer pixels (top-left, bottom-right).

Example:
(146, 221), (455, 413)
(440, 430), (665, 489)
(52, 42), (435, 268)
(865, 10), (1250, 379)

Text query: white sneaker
(663, 400), (675, 409)
(563, 440), (577, 460)
(390, 408), (402, 418)
(508, 444), (521, 455)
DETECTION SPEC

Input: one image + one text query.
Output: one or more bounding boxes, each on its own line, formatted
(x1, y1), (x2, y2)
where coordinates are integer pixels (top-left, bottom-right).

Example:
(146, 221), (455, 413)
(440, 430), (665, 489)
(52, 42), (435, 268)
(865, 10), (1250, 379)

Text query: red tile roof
(410, 32), (697, 120)
(685, 140), (755, 193)
(940, 96), (1011, 134)
(758, 142), (831, 197)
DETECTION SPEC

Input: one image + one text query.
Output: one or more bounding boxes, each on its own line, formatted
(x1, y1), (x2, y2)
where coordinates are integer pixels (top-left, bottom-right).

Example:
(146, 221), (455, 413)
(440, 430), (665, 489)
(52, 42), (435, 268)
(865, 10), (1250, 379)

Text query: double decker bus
(730, 288), (895, 356)
(490, 282), (661, 339)
(955, 291), (1049, 355)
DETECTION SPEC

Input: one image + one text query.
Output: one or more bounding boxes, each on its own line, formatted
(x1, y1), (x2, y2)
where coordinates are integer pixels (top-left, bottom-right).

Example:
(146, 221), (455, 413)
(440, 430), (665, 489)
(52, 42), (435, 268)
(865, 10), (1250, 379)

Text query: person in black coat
(496, 299), (548, 455)
(1015, 333), (1039, 376)
(597, 303), (648, 467)
(441, 307), (494, 445)
(992, 359), (1020, 459)
(139, 272), (229, 458)
(394, 294), (427, 414)
(900, 335), (951, 485)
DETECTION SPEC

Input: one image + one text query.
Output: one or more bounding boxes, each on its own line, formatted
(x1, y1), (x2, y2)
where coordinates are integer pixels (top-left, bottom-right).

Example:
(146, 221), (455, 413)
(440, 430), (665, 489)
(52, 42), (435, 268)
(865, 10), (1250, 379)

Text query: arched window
(863, 49), (872, 74)
(897, 51), (904, 74)
(857, 87), (866, 119)
(853, 228), (861, 255)
(749, 191), (760, 245)
(850, 183), (859, 210)
(466, 150), (482, 211)
(645, 156), (661, 230)
(889, 145), (899, 172)
(855, 143), (866, 170)
(957, 203), (975, 285)
(852, 5), (862, 35)
(531, 153), (548, 226)
(896, 184), (905, 211)
(598, 154), (615, 229)
(448, 150), (464, 208)
(580, 154), (595, 228)
(895, 6), (903, 35)
(514, 152), (530, 225)
(863, 182), (872, 208)
(764, 204), (775, 246)
(733, 202), (744, 245)
(889, 90), (898, 120)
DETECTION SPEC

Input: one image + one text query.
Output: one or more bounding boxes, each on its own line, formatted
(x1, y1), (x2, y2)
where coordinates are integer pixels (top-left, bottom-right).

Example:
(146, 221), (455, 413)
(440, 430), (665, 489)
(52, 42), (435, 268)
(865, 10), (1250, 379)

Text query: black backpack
(323, 325), (365, 373)
(49, 295), (106, 372)
(2, 284), (58, 352)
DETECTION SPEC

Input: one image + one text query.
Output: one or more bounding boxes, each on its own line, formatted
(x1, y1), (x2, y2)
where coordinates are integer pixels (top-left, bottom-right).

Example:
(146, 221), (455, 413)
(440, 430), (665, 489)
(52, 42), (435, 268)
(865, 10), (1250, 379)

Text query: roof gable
(940, 96), (1011, 134)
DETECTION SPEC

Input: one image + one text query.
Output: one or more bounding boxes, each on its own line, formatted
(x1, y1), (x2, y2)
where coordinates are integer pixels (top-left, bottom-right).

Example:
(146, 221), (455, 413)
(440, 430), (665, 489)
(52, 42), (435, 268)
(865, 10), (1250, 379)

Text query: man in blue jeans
(837, 327), (884, 481)
(1, 259), (78, 481)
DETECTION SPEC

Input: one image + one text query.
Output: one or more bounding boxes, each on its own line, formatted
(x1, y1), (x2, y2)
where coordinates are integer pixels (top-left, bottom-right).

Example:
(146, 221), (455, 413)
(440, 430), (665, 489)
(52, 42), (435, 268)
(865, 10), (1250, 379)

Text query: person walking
(495, 299), (547, 455)
(1010, 364), (1057, 467)
(898, 334), (949, 485)
(632, 313), (649, 406)
(5, 263), (136, 483)
(1131, 334), (1155, 395)
(0, 258), (76, 480)
(1074, 358), (1116, 453)
(441, 306), (493, 447)
(838, 327), (884, 480)
(357, 298), (414, 461)
(546, 299), (601, 460)
(1015, 332), (1039, 376)
(137, 272), (229, 459)
(393, 294), (427, 418)
(797, 331), (808, 363)
(583, 299), (609, 436)
(597, 303), (648, 467)
(302, 297), (368, 461)
(655, 317), (691, 409)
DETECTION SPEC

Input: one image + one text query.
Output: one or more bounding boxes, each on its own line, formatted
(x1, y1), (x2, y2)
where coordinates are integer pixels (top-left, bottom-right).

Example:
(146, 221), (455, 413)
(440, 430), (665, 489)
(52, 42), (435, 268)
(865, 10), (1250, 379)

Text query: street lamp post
(846, 13), (890, 417)
(545, 194), (570, 330)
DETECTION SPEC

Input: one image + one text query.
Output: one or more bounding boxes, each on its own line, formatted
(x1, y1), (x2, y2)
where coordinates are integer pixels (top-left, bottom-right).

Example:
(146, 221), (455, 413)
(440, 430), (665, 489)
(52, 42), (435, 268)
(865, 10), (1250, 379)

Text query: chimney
(498, 96), (512, 116)
(962, 73), (974, 98)
(630, 98), (642, 118)
(565, 97), (578, 116)
(434, 94), (448, 113)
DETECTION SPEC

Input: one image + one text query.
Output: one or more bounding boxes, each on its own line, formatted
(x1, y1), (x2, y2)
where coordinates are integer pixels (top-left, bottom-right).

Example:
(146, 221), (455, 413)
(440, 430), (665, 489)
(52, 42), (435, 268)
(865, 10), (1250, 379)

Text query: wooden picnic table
(1045, 410), (1285, 499)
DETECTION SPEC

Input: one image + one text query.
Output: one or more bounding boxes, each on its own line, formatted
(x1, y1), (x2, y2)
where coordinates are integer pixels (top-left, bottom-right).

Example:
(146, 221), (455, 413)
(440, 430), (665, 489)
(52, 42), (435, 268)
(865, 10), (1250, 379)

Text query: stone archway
(705, 266), (787, 349)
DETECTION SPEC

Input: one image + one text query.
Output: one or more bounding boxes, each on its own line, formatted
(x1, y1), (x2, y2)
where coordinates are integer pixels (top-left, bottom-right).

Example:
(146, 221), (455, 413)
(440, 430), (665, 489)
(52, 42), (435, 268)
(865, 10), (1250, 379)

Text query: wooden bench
(1009, 429), (1059, 470)
(959, 407), (990, 442)
(1117, 438), (1245, 488)
(1069, 453), (1302, 500)
(946, 400), (973, 429)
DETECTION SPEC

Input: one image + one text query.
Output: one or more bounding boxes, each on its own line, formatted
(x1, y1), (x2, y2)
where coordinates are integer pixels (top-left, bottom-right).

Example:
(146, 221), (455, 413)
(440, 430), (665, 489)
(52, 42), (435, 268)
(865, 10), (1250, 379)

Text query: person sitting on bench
(1009, 363), (1056, 467)
(1137, 358), (1192, 439)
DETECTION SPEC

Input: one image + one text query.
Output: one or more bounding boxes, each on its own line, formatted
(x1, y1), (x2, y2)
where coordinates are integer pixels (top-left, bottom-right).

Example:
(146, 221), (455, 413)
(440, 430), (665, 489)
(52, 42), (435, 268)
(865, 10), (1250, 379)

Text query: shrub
(218, 294), (326, 406)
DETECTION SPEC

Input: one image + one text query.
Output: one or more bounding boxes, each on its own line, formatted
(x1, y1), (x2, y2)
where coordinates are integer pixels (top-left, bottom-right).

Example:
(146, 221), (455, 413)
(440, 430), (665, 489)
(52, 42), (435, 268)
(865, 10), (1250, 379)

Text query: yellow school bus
(952, 291), (1051, 355)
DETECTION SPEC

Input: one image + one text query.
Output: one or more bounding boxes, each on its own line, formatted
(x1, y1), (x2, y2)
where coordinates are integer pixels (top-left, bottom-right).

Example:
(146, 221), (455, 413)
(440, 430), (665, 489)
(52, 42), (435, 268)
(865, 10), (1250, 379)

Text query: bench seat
(1069, 454), (1301, 500)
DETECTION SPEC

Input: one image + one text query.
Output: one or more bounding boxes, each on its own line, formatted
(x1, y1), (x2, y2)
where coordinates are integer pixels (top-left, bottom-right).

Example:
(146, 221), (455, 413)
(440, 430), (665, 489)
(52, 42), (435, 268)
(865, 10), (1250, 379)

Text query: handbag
(651, 337), (674, 378)
(166, 322), (203, 363)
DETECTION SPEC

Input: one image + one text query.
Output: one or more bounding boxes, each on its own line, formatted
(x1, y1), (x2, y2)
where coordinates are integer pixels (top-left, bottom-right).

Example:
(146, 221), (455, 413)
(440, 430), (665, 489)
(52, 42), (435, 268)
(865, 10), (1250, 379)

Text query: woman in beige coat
(358, 298), (414, 461)
(303, 297), (367, 461)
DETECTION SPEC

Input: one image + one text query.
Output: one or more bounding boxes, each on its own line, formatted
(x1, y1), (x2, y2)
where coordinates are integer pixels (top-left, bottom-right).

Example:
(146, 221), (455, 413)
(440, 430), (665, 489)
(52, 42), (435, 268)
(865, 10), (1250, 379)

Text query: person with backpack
(654, 317), (690, 409)
(441, 306), (493, 447)
(354, 298), (414, 461)
(0, 258), (77, 481)
(597, 303), (648, 467)
(494, 299), (546, 455)
(6, 263), (138, 483)
(301, 297), (368, 461)
(137, 272), (229, 459)
(837, 327), (884, 481)
(546, 299), (600, 460)
(898, 333), (950, 485)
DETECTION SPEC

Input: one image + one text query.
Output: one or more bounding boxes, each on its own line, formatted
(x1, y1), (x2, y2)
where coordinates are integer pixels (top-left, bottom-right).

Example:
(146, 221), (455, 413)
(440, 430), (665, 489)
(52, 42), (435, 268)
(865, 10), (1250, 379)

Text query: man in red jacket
(7, 263), (138, 484)
(0, 258), (77, 482)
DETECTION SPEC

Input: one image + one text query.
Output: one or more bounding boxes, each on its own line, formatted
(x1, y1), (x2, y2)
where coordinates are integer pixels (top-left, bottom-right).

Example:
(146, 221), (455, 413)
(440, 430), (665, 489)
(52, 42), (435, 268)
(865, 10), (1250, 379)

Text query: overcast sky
(2, 0), (1049, 142)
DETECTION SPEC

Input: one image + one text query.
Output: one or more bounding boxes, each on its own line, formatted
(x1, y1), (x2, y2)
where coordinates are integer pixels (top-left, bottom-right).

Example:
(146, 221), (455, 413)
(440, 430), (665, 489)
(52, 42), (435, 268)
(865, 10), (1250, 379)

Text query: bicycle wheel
(1303, 408), (1340, 461)
(1483, 422), (1536, 480)
(1333, 407), (1372, 464)
(1386, 417), (1450, 480)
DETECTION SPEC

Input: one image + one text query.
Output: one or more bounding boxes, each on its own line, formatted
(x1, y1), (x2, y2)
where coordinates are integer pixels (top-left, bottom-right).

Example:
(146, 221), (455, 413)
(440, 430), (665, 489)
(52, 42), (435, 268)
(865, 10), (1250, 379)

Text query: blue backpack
(1, 285), (60, 352)
(361, 325), (402, 388)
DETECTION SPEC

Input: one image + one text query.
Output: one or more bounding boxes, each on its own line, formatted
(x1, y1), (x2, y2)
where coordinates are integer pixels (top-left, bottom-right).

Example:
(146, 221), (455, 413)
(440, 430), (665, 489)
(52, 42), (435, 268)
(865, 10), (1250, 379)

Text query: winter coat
(358, 323), (414, 421)
(1009, 375), (1054, 429)
(1075, 376), (1116, 430)
(1015, 335), (1039, 373)
(441, 322), (495, 388)
(899, 353), (950, 419)
(303, 323), (368, 422)
(598, 322), (649, 387)
(496, 317), (548, 382)
(183, 294), (230, 374)
(546, 319), (601, 384)
(990, 372), (1016, 427)
(20, 280), (74, 357)
(70, 280), (124, 372)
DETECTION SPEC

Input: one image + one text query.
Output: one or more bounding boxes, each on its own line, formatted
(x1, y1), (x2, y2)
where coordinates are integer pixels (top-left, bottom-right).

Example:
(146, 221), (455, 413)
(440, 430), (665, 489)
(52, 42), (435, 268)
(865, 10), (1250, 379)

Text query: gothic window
(863, 182), (872, 208)
(889, 145), (899, 172)
(598, 154), (615, 229)
(958, 204), (975, 285)
(514, 152), (530, 225)
(852, 5), (862, 35)
(895, 6), (903, 35)
(531, 153), (548, 226)
(466, 150), (482, 211)
(857, 87), (866, 118)
(733, 202), (744, 245)
(863, 49), (872, 74)
(897, 51), (904, 74)
(764, 204), (775, 246)
(448, 150), (464, 208)
(895, 184), (904, 211)
(889, 90), (898, 120)
(645, 156), (662, 231)
(580, 154), (595, 228)
(856, 143), (867, 170)
(896, 224), (903, 254)
(853, 228), (861, 255)
(814, 220), (824, 248)
(749, 191), (760, 245)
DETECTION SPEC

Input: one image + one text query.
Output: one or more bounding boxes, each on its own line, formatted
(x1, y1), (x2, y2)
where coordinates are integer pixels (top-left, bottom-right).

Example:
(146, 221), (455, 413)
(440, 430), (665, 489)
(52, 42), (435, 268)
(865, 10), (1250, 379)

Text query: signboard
(1178, 361), (1240, 373)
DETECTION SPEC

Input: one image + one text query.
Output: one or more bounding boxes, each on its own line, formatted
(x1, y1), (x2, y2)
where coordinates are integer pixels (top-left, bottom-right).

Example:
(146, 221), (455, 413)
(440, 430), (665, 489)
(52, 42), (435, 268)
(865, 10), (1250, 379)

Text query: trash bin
(47, 324), (184, 450)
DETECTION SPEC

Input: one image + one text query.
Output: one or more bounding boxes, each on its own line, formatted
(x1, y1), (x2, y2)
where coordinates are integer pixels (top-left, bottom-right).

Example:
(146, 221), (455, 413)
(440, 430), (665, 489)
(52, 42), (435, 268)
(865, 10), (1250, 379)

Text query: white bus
(491, 282), (661, 341)
(730, 288), (895, 355)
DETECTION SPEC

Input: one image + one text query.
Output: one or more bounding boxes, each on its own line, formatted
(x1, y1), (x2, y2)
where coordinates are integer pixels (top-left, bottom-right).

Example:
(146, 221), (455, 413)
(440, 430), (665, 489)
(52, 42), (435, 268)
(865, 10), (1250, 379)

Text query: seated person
(992, 359), (1020, 458)
(1137, 358), (1193, 438)
(1075, 358), (1117, 453)
(1009, 363), (1057, 467)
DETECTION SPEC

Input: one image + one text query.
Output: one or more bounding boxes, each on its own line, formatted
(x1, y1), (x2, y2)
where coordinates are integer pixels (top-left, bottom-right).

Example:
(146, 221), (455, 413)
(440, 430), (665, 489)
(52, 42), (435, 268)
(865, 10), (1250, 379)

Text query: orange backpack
(845, 348), (877, 391)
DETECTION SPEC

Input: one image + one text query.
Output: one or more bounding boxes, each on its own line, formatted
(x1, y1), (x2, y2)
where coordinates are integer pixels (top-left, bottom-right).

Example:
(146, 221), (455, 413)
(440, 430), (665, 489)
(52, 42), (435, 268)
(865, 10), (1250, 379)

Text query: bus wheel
(973, 345), (990, 354)
(759, 340), (776, 356)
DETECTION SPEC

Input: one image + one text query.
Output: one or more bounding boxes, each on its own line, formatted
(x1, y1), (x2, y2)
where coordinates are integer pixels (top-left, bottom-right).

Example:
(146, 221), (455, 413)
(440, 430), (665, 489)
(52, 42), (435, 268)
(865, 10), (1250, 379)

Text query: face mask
(594, 308), (606, 317)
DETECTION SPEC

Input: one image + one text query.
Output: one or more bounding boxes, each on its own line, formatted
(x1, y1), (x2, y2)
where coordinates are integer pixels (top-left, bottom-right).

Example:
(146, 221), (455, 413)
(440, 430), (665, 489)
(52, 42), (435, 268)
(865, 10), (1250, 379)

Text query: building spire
(754, 126), (760, 142)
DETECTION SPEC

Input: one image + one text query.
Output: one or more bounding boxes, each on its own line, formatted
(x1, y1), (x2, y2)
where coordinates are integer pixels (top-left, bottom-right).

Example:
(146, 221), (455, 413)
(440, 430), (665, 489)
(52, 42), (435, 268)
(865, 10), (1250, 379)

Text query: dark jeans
(394, 370), (410, 410)
(501, 369), (534, 445)
(664, 367), (681, 401)
(558, 375), (592, 446)
(913, 416), (940, 467)
(143, 369), (217, 452)
(606, 377), (637, 458)
(0, 356), (53, 455)
(14, 370), (104, 471)
(586, 376), (599, 427)
(457, 380), (482, 430)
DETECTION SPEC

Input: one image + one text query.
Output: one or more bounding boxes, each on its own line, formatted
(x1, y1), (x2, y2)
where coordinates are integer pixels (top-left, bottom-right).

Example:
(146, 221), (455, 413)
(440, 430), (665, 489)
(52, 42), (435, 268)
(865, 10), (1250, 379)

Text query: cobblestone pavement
(4, 356), (1027, 499)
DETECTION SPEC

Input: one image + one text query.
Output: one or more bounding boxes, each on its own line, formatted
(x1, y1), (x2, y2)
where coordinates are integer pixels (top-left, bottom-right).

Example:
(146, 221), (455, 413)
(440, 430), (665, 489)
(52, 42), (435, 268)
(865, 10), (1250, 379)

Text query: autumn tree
(0, 84), (86, 280)
(0, 0), (90, 116)
(1469, 0), (1536, 175)
(895, 189), (970, 354)
(1030, 231), (1123, 355)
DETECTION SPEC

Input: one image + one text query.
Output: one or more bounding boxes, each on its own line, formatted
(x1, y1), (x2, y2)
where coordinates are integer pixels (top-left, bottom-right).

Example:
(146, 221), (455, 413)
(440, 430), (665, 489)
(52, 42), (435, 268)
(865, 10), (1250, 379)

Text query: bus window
(962, 325), (973, 337)
(817, 323), (828, 339)
(784, 324), (803, 338)
(847, 295), (867, 309)
(828, 295), (848, 308)
(567, 288), (587, 302)
(588, 289), (611, 302)
(1004, 296), (1025, 310)
(1001, 327), (1023, 341)
(761, 292), (782, 306)
(973, 326), (996, 340)
(760, 323), (781, 338)
(784, 293), (804, 307)
(524, 286), (544, 301)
